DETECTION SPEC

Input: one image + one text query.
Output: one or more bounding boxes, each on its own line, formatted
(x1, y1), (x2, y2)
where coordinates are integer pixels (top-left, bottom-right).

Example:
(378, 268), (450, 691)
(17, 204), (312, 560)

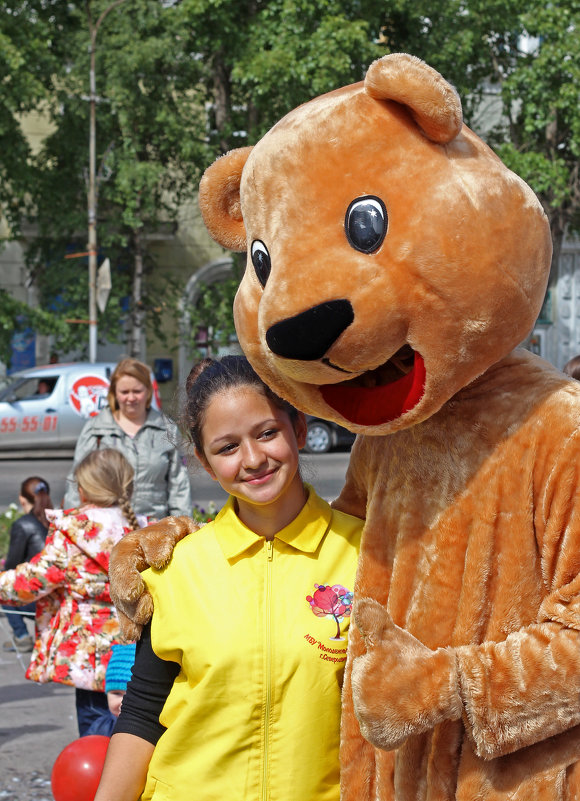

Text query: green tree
(175, 0), (529, 151)
(177, 0), (385, 150)
(0, 1), (77, 233)
(0, 3), (90, 361)
(19, 0), (210, 359)
(92, 0), (209, 356)
(0, 289), (67, 368)
(488, 1), (580, 281)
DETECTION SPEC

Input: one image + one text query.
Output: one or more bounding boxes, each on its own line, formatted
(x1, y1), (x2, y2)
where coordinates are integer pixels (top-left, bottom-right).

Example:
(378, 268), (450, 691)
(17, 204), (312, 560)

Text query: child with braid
(0, 449), (147, 735)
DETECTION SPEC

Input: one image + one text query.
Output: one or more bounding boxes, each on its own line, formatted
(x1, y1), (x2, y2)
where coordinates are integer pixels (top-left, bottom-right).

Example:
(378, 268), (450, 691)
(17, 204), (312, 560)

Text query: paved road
(0, 450), (352, 514)
(0, 614), (77, 800)
(0, 454), (228, 515)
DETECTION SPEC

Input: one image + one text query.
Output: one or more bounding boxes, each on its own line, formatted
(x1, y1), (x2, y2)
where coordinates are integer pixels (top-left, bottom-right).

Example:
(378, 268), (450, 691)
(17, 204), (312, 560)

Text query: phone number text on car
(0, 415), (58, 433)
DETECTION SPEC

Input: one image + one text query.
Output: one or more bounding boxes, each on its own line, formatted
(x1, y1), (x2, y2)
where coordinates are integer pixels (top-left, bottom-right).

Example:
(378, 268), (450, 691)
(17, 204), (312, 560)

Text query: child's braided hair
(74, 449), (139, 531)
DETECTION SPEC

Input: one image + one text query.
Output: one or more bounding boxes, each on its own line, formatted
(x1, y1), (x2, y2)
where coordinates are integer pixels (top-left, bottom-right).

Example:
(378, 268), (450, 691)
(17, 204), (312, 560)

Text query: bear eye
(251, 240), (271, 287)
(345, 196), (387, 254)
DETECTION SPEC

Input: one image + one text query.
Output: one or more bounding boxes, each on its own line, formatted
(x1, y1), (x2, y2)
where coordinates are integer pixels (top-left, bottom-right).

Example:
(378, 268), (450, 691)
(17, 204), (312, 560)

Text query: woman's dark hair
(20, 477), (52, 529)
(184, 356), (299, 452)
(563, 355), (580, 381)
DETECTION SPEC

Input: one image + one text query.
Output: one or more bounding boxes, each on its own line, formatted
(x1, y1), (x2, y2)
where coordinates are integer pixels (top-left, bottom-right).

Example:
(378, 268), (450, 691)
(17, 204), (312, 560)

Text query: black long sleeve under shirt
(113, 622), (180, 745)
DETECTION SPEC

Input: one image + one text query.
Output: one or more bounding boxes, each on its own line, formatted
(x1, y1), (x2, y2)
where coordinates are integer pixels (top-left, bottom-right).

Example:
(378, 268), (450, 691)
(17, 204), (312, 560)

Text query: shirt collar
(101, 407), (165, 430)
(213, 485), (332, 561)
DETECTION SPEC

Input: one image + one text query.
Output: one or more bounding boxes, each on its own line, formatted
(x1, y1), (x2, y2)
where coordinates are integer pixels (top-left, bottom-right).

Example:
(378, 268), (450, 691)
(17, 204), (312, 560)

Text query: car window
(0, 375), (59, 402)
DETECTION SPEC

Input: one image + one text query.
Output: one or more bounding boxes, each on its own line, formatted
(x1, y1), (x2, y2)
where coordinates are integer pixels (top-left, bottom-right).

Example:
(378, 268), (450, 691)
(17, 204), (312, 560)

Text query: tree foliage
(1, 0), (579, 360)
(0, 288), (67, 368)
(0, 1), (76, 231)
(175, 0), (385, 151)
(6, 0), (210, 359)
(489, 0), (580, 277)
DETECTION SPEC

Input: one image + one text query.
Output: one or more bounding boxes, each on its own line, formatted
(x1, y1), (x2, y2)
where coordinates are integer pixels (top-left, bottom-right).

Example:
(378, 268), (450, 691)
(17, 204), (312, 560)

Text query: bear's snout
(265, 300), (354, 361)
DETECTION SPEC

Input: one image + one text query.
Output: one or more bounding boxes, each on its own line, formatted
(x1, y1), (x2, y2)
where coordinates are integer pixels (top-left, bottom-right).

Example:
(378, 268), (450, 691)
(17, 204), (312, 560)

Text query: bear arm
(350, 599), (461, 752)
(457, 428), (580, 760)
(109, 516), (200, 640)
(456, 621), (580, 760)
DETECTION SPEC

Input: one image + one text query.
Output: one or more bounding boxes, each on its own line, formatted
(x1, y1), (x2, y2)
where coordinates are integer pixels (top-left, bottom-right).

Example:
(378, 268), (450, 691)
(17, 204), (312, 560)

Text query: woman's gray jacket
(63, 407), (192, 520)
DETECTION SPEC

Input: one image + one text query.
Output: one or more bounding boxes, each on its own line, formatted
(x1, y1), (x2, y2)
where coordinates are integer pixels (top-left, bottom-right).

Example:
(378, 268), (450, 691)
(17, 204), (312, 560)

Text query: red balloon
(51, 735), (110, 801)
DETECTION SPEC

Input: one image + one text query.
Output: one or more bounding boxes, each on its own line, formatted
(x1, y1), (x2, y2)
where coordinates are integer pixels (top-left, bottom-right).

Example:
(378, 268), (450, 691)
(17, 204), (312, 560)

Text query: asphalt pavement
(0, 614), (78, 800)
(0, 451), (351, 514)
(0, 454), (229, 515)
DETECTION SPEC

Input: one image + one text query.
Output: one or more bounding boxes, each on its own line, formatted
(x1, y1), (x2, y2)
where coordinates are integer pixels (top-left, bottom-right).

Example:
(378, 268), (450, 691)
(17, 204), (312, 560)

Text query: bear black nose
(266, 300), (354, 361)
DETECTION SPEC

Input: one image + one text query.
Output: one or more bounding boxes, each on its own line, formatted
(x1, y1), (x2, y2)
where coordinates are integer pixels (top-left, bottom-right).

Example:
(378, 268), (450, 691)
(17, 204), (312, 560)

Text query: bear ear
(198, 146), (253, 252)
(365, 53), (463, 144)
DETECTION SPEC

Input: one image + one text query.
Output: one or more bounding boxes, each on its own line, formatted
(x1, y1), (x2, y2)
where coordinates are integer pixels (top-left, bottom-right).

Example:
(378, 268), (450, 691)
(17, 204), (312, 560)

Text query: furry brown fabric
(110, 54), (580, 799)
(335, 351), (580, 799)
(109, 516), (199, 641)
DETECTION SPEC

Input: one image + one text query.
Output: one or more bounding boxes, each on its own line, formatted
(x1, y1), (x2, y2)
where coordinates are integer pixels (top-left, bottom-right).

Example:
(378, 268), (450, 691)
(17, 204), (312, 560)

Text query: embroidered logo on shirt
(306, 583), (353, 640)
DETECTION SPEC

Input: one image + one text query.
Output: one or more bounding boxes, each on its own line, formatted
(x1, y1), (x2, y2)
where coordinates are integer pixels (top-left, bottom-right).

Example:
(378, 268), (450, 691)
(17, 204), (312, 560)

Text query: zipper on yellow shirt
(263, 538), (274, 801)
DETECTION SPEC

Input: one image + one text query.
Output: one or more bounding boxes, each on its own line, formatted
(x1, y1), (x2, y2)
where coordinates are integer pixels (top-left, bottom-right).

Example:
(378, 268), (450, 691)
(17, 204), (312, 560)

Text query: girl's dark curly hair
(183, 355), (299, 452)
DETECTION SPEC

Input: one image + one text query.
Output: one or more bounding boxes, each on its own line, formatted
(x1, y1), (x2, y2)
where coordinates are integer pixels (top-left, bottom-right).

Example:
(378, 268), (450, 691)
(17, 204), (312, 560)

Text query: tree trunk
(548, 207), (566, 290)
(129, 226), (145, 359)
(213, 51), (231, 154)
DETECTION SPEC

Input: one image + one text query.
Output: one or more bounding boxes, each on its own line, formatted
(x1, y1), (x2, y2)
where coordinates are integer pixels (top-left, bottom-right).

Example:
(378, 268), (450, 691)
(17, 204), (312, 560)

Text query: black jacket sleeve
(5, 515), (48, 570)
(113, 622), (181, 745)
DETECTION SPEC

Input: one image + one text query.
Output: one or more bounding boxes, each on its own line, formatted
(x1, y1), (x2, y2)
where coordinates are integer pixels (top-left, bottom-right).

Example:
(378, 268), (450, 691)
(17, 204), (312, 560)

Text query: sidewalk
(0, 615), (78, 801)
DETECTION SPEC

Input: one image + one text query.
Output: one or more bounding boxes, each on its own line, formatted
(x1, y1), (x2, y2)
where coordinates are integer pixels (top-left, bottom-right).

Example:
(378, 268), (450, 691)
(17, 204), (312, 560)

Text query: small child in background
(0, 449), (144, 736)
(86, 643), (136, 737)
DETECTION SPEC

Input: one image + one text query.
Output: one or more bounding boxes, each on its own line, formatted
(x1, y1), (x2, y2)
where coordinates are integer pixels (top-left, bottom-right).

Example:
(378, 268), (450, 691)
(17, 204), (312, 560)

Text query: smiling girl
(95, 355), (363, 801)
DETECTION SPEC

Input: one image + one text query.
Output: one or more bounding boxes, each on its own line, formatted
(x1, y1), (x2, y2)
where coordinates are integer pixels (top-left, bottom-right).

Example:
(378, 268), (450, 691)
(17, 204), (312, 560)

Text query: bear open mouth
(320, 345), (426, 425)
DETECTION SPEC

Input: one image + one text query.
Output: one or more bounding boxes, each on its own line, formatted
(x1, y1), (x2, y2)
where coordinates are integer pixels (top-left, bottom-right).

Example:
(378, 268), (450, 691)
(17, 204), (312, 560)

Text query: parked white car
(0, 362), (161, 451)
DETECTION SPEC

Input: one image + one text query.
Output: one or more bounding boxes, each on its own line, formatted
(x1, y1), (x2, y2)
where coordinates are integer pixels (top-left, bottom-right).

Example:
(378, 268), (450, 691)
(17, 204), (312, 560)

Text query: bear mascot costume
(109, 54), (580, 800)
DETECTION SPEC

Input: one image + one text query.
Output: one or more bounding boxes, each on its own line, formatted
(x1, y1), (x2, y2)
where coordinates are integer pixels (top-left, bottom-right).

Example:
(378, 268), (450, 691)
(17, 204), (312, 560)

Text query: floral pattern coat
(0, 506), (146, 690)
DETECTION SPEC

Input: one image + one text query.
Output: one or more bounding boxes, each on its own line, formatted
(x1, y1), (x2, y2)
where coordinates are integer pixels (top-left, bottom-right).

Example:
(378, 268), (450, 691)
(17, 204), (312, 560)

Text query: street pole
(88, 25), (97, 363)
(87, 0), (128, 363)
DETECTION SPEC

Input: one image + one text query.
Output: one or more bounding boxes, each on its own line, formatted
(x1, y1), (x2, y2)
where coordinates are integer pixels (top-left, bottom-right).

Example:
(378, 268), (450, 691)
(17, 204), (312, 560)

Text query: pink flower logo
(306, 583), (353, 640)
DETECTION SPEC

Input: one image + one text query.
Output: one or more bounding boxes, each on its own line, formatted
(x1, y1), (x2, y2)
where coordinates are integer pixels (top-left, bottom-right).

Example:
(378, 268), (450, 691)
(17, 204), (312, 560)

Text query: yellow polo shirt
(140, 487), (362, 801)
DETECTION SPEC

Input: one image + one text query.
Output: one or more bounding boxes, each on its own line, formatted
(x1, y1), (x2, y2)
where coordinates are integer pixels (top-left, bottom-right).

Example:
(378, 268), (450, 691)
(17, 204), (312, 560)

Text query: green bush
(0, 504), (21, 563)
(191, 503), (218, 524)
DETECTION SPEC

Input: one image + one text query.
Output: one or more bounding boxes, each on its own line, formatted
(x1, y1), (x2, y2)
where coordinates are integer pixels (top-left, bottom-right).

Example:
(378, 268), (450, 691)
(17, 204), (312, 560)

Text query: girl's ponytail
(118, 493), (140, 532)
(75, 450), (138, 529)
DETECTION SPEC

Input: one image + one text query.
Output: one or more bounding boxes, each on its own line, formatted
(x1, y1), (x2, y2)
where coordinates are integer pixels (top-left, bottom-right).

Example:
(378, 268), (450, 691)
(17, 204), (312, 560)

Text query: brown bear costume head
(199, 53), (551, 433)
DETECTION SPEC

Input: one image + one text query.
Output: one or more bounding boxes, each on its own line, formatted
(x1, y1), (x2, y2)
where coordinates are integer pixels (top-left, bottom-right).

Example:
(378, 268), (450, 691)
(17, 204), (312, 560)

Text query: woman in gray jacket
(64, 359), (192, 520)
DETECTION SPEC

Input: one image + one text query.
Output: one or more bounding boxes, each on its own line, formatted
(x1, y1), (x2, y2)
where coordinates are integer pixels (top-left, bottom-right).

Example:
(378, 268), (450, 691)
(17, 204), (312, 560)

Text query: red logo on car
(69, 376), (109, 417)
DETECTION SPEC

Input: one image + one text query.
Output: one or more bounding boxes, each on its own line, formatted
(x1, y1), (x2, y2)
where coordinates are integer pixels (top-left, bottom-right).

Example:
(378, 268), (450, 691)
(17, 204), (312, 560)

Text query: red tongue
(320, 353), (426, 425)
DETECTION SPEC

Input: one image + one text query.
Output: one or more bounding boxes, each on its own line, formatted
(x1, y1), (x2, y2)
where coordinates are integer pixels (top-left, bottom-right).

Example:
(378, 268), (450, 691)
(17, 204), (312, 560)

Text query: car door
(0, 373), (62, 449)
